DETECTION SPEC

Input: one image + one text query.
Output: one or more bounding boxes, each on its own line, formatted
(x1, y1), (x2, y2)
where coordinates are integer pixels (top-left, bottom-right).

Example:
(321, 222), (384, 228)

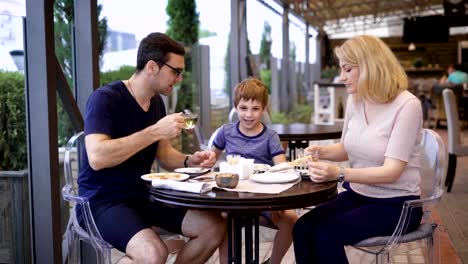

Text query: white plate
(174, 167), (210, 176)
(253, 163), (271, 171)
(141, 172), (189, 182)
(250, 172), (300, 184)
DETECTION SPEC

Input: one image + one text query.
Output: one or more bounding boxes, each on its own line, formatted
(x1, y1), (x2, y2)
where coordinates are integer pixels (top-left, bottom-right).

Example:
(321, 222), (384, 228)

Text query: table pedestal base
(227, 213), (260, 264)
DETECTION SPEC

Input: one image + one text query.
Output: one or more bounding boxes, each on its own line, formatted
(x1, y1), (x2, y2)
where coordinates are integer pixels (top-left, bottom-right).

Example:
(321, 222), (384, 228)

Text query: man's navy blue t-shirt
(78, 80), (166, 205)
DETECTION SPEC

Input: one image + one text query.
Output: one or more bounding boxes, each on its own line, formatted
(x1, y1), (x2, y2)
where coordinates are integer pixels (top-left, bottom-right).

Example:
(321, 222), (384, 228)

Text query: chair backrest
(193, 124), (208, 150)
(207, 127), (221, 150)
(228, 107), (272, 124)
(443, 89), (462, 154)
(352, 129), (447, 254)
(420, 129), (447, 201)
(62, 131), (111, 251)
(63, 131), (85, 202)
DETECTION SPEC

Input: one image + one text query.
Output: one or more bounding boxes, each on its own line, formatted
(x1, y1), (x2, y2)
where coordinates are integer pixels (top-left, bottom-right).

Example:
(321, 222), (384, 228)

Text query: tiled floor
(111, 128), (468, 264)
(433, 128), (468, 263)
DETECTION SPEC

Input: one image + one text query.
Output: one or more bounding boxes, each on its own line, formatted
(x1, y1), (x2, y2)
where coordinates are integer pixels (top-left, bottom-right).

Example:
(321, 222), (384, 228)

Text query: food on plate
(289, 156), (312, 166)
(145, 173), (184, 180)
(253, 163), (271, 172)
(268, 156), (312, 172)
(268, 162), (294, 172)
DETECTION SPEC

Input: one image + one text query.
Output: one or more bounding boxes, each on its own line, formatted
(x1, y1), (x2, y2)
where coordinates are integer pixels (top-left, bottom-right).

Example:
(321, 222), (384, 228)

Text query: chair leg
(95, 247), (112, 264)
(445, 153), (457, 192)
(426, 236), (434, 264)
(376, 252), (390, 264)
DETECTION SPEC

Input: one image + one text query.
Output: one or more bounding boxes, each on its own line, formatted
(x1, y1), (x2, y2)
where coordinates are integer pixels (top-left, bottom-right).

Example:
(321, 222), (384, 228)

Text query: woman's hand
(307, 160), (340, 183)
(189, 150), (217, 168)
(305, 145), (321, 161)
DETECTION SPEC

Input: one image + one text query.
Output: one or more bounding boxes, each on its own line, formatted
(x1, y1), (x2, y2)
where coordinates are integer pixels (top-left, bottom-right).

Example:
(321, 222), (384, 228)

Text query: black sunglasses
(160, 61), (183, 77)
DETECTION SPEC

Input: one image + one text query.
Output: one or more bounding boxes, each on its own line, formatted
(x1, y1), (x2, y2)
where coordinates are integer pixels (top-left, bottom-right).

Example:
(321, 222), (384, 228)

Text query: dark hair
(450, 64), (463, 71)
(136, 32), (185, 72)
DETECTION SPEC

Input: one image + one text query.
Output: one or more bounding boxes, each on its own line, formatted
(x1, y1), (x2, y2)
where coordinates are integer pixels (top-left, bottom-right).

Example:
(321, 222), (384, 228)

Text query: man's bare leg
(118, 228), (169, 264)
(176, 210), (226, 264)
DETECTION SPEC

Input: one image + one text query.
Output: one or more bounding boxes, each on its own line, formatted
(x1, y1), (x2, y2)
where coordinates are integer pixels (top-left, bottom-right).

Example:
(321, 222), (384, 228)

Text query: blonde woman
(293, 35), (424, 263)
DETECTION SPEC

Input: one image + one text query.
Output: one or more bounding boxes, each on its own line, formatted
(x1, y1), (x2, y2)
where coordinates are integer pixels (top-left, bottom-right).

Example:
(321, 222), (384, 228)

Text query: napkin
(151, 179), (212, 193)
(212, 177), (301, 194)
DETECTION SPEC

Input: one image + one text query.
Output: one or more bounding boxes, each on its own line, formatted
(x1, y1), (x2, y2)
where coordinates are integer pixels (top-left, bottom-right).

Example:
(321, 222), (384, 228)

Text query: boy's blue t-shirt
(78, 80), (166, 204)
(213, 121), (285, 166)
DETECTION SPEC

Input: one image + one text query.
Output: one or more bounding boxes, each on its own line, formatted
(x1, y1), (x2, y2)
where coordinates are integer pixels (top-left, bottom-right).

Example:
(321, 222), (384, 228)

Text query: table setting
(143, 154), (314, 194)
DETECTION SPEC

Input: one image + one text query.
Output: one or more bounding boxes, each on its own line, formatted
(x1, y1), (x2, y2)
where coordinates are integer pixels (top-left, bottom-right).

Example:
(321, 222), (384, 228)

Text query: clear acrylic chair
(351, 129), (447, 264)
(62, 131), (112, 264)
(62, 132), (186, 263)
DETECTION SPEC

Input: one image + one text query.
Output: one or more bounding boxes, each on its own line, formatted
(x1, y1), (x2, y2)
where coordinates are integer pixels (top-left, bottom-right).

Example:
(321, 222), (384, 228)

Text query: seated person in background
(211, 78), (298, 264)
(293, 35), (423, 264)
(79, 32), (226, 264)
(439, 63), (468, 84)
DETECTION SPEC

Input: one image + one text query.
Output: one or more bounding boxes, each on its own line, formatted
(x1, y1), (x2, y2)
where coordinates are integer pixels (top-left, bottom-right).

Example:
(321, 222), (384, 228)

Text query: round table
(268, 123), (343, 160)
(269, 123), (343, 141)
(149, 179), (337, 264)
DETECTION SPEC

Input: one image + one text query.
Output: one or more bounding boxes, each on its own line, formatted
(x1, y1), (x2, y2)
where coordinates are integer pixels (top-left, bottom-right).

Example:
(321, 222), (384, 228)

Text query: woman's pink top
(342, 90), (423, 198)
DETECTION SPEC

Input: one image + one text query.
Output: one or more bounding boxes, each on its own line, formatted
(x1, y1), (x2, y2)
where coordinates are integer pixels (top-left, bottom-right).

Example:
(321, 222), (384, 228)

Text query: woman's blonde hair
(334, 35), (408, 103)
(233, 78), (269, 108)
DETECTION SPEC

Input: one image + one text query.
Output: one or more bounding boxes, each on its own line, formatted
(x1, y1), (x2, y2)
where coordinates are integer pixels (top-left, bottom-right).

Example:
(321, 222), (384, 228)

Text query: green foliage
(412, 57), (425, 68)
(54, 0), (108, 78)
(166, 0), (200, 113)
(271, 111), (289, 124)
(199, 29), (217, 39)
(259, 22), (272, 69)
(166, 0), (199, 152)
(54, 0), (74, 77)
(290, 42), (296, 62)
(289, 104), (313, 123)
(100, 65), (135, 86)
(0, 71), (27, 170)
(166, 0), (199, 46)
(270, 104), (313, 124)
(53, 0), (108, 146)
(223, 33), (232, 97)
(260, 69), (271, 94)
(320, 65), (339, 80)
(57, 97), (74, 147)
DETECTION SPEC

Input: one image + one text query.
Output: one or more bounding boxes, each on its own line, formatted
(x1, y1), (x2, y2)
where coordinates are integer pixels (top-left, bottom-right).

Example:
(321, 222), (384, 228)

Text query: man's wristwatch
(337, 166), (345, 183)
(184, 155), (191, 168)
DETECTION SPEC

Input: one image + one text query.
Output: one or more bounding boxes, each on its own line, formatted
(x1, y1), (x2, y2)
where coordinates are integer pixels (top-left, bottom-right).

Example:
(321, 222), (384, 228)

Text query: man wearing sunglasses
(78, 32), (225, 263)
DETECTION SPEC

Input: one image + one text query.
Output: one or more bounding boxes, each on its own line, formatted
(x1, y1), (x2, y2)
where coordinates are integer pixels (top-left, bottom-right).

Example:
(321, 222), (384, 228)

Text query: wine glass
(182, 112), (198, 130)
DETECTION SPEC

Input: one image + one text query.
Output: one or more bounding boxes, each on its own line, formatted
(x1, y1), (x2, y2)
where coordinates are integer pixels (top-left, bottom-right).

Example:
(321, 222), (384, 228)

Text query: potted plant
(0, 70), (30, 263)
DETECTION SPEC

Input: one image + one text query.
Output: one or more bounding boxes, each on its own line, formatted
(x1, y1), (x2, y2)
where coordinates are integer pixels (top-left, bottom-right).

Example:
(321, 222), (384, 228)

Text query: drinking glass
(182, 113), (198, 130)
(226, 154), (241, 165)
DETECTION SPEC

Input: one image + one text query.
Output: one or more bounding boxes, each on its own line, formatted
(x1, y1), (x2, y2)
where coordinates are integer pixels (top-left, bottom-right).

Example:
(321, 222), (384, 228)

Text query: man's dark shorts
(86, 198), (187, 252)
